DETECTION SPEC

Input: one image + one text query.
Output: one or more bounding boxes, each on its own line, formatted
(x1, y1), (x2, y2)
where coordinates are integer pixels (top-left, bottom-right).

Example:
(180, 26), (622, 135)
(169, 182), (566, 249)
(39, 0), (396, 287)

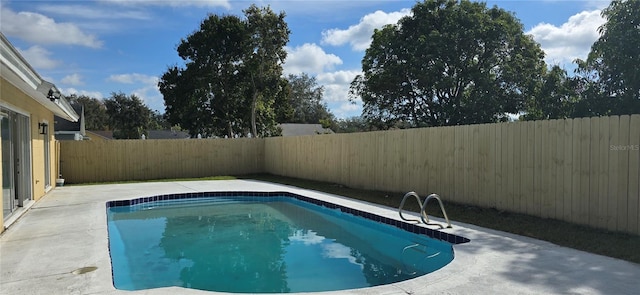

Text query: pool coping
(1, 180), (639, 295)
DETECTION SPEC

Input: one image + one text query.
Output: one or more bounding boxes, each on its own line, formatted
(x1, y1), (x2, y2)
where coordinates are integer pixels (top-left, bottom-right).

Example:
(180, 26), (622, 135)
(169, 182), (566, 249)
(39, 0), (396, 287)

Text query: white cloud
(284, 43), (342, 75)
(322, 9), (411, 51)
(132, 84), (164, 112)
(61, 73), (84, 86)
(107, 73), (163, 111)
(315, 70), (363, 119)
(527, 10), (605, 65)
(317, 70), (360, 86)
(18, 46), (61, 70)
(0, 7), (103, 48)
(107, 73), (158, 85)
(100, 0), (231, 9)
(332, 102), (362, 119)
(61, 88), (104, 99)
(317, 70), (360, 102)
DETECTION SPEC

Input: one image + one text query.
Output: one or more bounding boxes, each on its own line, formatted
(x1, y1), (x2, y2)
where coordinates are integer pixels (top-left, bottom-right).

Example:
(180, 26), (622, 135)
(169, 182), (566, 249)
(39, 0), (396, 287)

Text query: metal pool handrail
(398, 192), (452, 229)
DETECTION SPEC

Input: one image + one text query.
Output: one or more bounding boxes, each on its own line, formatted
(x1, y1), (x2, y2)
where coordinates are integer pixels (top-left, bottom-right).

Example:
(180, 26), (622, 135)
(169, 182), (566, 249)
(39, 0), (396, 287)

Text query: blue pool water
(107, 194), (459, 293)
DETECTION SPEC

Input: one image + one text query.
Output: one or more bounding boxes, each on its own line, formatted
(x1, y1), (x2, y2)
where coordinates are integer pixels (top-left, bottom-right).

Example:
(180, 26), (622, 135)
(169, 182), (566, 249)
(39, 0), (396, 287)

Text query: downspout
(55, 140), (61, 183)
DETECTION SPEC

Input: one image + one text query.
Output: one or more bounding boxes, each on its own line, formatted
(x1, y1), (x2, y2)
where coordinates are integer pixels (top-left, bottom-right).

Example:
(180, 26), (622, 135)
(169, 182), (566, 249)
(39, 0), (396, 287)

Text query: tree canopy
(66, 94), (108, 130)
(280, 73), (333, 124)
(159, 5), (290, 138)
(573, 0), (640, 116)
(104, 92), (152, 139)
(523, 65), (580, 120)
(351, 0), (546, 128)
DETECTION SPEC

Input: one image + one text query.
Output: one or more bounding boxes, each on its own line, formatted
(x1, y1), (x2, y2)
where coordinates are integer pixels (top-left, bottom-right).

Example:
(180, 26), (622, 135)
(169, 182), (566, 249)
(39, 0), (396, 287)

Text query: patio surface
(1, 180), (639, 295)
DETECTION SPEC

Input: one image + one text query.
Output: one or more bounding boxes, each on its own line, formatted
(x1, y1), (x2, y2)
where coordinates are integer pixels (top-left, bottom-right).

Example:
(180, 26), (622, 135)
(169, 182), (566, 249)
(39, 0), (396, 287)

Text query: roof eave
(0, 33), (79, 122)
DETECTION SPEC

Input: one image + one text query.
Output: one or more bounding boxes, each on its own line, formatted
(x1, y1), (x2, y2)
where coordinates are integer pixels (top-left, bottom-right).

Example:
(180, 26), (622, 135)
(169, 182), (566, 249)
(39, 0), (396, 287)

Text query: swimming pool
(106, 192), (469, 293)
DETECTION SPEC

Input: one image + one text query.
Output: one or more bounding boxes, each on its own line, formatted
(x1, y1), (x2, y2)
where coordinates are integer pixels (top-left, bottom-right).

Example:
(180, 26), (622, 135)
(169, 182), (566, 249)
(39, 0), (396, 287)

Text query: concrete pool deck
(1, 180), (639, 295)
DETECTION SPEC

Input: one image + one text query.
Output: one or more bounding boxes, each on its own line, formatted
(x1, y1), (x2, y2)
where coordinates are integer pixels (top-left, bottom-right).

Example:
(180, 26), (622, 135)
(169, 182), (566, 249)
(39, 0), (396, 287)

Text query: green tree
(574, 0), (640, 116)
(334, 116), (372, 133)
(66, 94), (108, 130)
(523, 65), (579, 120)
(351, 0), (546, 128)
(161, 14), (249, 138)
(274, 77), (294, 123)
(281, 73), (333, 124)
(148, 111), (170, 130)
(159, 5), (290, 138)
(244, 5), (290, 137)
(104, 92), (152, 139)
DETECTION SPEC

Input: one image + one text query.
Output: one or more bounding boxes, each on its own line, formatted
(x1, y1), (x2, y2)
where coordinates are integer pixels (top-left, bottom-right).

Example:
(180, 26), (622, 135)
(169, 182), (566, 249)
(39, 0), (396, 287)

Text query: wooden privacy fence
(59, 115), (639, 235)
(59, 138), (264, 183)
(265, 115), (640, 235)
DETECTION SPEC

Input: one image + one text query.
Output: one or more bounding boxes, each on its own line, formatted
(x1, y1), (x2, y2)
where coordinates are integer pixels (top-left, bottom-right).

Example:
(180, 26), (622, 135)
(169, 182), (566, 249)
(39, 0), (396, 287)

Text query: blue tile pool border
(106, 191), (470, 245)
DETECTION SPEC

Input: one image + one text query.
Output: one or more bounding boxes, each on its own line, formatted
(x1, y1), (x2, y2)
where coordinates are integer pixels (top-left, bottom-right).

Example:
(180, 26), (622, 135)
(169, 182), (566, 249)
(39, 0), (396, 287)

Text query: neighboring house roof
(87, 130), (114, 140)
(0, 32), (78, 122)
(279, 123), (334, 136)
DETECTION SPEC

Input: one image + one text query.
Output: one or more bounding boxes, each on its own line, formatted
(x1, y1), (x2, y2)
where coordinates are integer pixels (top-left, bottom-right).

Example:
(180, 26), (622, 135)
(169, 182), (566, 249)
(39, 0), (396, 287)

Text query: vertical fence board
(494, 123), (504, 210)
(514, 122), (524, 213)
(477, 124), (491, 207)
(546, 120), (559, 219)
(522, 121), (534, 215)
(383, 131), (394, 191)
(443, 126), (456, 200)
(589, 117), (602, 228)
(431, 127), (442, 194)
(396, 130), (408, 192)
(552, 120), (563, 220)
(607, 117), (620, 231)
(487, 123), (496, 208)
(627, 115), (639, 234)
(504, 123), (515, 212)
(489, 124), (497, 208)
(464, 125), (473, 205)
(472, 124), (481, 206)
(420, 128), (431, 194)
(419, 128), (430, 193)
(617, 116), (630, 231)
(535, 120), (546, 217)
(533, 120), (542, 217)
(579, 118), (592, 226)
(453, 126), (465, 203)
(405, 128), (419, 193)
(597, 117), (610, 227)
(570, 119), (582, 224)
(438, 127), (449, 194)
(510, 122), (521, 213)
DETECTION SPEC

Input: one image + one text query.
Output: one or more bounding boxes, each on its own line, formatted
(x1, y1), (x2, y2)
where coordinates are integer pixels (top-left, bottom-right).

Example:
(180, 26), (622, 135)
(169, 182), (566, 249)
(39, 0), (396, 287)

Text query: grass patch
(240, 173), (640, 264)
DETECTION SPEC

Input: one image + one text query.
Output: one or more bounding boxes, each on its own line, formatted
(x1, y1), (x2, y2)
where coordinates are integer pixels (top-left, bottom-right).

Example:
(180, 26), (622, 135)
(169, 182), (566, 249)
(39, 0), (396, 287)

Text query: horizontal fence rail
(59, 115), (639, 235)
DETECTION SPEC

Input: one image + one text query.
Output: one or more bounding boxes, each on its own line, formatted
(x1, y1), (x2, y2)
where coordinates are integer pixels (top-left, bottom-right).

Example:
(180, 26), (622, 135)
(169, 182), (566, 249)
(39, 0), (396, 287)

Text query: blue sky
(1, 0), (611, 119)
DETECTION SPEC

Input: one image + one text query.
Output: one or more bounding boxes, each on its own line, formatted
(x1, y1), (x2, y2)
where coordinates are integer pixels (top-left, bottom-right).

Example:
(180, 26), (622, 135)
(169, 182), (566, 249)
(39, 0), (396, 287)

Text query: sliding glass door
(2, 108), (32, 220)
(2, 113), (15, 219)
